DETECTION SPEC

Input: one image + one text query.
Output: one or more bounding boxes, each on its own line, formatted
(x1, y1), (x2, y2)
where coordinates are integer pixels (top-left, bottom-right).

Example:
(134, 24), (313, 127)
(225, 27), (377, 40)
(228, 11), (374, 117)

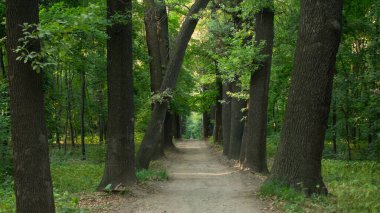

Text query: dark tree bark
(269, 0), (343, 195)
(222, 82), (232, 156)
(98, 0), (136, 190)
(137, 0), (210, 169)
(6, 0), (55, 211)
(174, 113), (181, 139)
(214, 63), (223, 144)
(80, 69), (86, 160)
(144, 0), (170, 160)
(0, 47), (6, 80)
(164, 112), (175, 148)
(228, 82), (246, 160)
(144, 0), (162, 93)
(240, 8), (274, 173)
(203, 111), (211, 139)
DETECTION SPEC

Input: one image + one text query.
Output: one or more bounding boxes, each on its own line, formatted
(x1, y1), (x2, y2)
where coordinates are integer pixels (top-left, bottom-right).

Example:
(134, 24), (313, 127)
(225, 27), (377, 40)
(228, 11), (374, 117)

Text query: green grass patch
(260, 160), (380, 212)
(1, 143), (168, 212)
(137, 168), (168, 183)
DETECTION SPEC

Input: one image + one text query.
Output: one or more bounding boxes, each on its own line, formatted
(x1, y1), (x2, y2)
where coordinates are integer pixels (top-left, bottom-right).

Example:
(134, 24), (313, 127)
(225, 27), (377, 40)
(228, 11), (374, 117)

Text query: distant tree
(98, 0), (136, 191)
(6, 0), (55, 211)
(269, 0), (343, 195)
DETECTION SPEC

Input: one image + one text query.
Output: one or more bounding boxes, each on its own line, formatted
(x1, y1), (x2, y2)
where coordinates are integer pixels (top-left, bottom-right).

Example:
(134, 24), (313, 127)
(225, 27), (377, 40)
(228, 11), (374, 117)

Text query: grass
(0, 141), (168, 212)
(263, 135), (380, 212)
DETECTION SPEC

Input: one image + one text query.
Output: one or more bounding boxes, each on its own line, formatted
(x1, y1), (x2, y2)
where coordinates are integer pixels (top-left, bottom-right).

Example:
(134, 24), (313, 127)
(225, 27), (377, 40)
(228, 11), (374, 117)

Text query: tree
(269, 0), (343, 195)
(98, 0), (136, 191)
(143, 0), (172, 158)
(222, 83), (232, 155)
(240, 7), (274, 173)
(6, 0), (55, 211)
(137, 0), (210, 169)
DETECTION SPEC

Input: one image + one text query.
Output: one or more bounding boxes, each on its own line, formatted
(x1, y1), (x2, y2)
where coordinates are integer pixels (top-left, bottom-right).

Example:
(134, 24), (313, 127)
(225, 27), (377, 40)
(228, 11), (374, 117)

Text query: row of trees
(2, 0), (379, 211)
(4, 0), (207, 211)
(198, 0), (379, 195)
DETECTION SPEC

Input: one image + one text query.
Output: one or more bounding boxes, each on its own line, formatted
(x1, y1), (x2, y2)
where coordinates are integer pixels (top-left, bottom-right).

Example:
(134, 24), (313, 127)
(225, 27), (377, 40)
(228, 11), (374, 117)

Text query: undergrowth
(0, 143), (167, 212)
(263, 135), (380, 212)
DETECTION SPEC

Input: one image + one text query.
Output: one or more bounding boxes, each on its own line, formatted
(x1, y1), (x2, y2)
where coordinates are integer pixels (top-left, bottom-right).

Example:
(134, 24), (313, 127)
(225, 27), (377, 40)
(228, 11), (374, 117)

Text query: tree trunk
(98, 0), (136, 190)
(222, 82), (231, 156)
(269, 0), (343, 195)
(228, 82), (246, 160)
(240, 8), (274, 173)
(0, 47), (6, 80)
(6, 0), (55, 211)
(80, 69), (86, 160)
(164, 112), (175, 148)
(174, 113), (181, 139)
(68, 71), (75, 148)
(136, 0), (210, 169)
(214, 64), (223, 144)
(203, 111), (211, 139)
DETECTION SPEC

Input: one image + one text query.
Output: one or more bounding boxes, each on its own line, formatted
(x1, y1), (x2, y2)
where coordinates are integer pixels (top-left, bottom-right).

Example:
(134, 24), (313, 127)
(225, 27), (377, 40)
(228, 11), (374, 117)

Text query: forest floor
(116, 140), (275, 213)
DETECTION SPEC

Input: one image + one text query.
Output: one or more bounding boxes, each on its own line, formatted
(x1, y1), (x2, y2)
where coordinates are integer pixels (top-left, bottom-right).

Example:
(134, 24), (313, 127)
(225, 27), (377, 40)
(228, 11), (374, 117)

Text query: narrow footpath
(123, 140), (274, 213)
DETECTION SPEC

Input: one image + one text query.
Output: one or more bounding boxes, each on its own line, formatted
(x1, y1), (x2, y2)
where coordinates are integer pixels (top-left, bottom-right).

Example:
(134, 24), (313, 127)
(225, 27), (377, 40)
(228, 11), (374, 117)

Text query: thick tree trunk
(144, 0), (170, 159)
(80, 69), (86, 160)
(269, 0), (343, 195)
(222, 82), (232, 156)
(214, 65), (223, 144)
(144, 0), (162, 93)
(228, 82), (246, 160)
(240, 8), (274, 173)
(98, 0), (136, 190)
(6, 0), (55, 211)
(137, 0), (210, 169)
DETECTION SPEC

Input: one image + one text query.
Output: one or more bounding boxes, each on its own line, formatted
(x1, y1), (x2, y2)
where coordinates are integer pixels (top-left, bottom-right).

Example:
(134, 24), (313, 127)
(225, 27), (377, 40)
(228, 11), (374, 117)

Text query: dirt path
(123, 140), (273, 213)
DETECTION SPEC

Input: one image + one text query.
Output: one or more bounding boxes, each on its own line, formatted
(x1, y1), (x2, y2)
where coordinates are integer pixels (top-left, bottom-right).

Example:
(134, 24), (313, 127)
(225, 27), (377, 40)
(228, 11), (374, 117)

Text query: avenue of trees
(0, 0), (379, 211)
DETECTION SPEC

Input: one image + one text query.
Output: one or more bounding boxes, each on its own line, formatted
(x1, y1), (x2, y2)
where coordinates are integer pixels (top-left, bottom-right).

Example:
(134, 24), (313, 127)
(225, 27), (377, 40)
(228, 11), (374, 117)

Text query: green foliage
(183, 112), (202, 139)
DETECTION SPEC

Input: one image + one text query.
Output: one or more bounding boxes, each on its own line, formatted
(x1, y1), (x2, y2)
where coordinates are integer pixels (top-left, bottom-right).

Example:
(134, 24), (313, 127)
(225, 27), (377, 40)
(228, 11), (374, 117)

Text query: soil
(120, 140), (275, 213)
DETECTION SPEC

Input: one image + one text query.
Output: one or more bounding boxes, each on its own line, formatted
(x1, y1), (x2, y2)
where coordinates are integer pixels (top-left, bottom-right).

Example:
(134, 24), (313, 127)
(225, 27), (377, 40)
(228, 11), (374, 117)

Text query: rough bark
(98, 0), (136, 190)
(228, 82), (246, 160)
(6, 0), (55, 211)
(222, 82), (232, 156)
(144, 0), (170, 159)
(269, 0), (343, 195)
(137, 0), (210, 169)
(240, 8), (274, 173)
